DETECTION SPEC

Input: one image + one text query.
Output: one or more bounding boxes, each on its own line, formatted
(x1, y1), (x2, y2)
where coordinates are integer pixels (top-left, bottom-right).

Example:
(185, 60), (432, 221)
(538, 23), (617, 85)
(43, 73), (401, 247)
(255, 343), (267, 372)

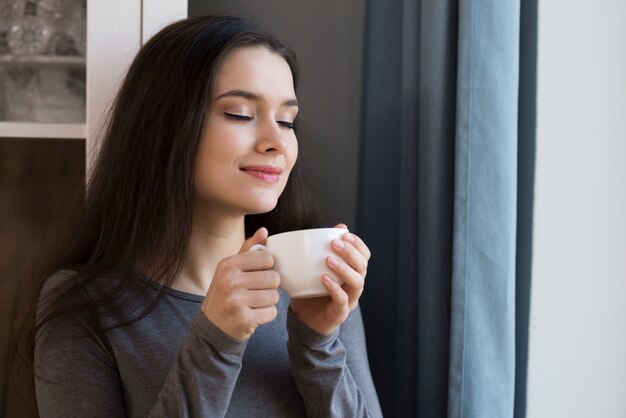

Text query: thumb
(239, 227), (269, 253)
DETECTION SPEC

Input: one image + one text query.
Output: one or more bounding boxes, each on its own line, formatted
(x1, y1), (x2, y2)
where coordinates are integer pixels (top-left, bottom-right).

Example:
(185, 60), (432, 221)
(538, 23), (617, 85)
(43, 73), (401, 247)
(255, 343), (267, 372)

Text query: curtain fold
(358, 0), (522, 417)
(358, 0), (457, 416)
(447, 1), (519, 416)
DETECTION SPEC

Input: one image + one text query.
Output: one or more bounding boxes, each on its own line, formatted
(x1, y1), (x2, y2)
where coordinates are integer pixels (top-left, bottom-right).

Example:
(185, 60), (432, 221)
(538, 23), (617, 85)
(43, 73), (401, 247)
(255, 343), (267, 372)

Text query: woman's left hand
(289, 224), (371, 335)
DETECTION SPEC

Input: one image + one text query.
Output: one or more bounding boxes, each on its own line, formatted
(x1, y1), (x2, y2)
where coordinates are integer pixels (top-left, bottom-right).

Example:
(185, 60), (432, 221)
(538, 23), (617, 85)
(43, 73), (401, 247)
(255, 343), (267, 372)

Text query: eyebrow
(213, 90), (299, 107)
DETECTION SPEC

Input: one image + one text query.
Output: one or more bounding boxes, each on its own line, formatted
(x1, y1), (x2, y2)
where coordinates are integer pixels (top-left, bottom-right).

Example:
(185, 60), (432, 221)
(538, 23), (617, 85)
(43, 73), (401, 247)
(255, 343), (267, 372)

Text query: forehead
(213, 46), (296, 99)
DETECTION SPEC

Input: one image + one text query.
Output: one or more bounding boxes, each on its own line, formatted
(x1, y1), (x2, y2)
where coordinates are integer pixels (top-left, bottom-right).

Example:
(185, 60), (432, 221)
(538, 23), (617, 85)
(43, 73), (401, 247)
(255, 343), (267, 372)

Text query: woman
(27, 15), (382, 417)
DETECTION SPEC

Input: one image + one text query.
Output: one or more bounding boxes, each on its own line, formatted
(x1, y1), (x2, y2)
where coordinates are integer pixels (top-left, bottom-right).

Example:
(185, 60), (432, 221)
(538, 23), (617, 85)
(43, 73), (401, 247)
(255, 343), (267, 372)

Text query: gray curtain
(358, 0), (533, 416)
(358, 1), (458, 416)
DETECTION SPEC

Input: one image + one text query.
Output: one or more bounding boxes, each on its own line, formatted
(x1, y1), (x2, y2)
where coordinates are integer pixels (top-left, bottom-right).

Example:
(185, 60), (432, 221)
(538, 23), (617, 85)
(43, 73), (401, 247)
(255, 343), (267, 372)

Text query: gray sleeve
(35, 303), (128, 417)
(286, 305), (383, 418)
(35, 286), (247, 418)
(148, 311), (247, 417)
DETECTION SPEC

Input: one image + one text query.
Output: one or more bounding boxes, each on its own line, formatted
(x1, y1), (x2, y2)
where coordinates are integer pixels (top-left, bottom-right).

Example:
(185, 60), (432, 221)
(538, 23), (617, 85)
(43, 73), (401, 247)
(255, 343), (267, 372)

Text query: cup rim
(267, 227), (348, 241)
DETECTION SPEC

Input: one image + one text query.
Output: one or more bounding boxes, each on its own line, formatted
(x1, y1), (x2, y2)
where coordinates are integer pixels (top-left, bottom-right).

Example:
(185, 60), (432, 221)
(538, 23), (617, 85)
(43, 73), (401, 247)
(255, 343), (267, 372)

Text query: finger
(342, 283), (364, 312)
(242, 250), (276, 272)
(245, 289), (280, 308)
(326, 255), (365, 291)
(240, 270), (281, 290)
(239, 227), (269, 253)
(249, 305), (278, 327)
(331, 239), (368, 276)
(322, 275), (350, 318)
(334, 223), (349, 230)
(341, 232), (371, 261)
(221, 250), (274, 273)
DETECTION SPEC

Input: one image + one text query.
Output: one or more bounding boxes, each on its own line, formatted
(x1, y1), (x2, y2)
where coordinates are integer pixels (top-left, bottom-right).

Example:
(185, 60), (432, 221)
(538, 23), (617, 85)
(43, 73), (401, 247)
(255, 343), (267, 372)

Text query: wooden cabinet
(0, 1), (186, 416)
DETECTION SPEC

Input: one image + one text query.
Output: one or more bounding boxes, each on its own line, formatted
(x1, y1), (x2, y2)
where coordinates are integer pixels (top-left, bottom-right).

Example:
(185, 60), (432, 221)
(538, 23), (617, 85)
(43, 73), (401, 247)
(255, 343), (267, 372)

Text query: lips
(240, 165), (283, 183)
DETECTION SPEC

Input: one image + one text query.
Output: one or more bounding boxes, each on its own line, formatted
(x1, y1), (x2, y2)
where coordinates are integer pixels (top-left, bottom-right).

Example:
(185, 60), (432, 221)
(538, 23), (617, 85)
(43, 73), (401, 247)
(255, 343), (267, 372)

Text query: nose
(256, 118), (288, 154)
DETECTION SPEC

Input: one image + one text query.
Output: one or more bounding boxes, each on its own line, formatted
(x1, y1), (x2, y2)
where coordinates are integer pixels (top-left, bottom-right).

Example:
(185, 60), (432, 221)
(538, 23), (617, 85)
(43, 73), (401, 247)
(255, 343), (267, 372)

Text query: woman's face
(194, 46), (299, 217)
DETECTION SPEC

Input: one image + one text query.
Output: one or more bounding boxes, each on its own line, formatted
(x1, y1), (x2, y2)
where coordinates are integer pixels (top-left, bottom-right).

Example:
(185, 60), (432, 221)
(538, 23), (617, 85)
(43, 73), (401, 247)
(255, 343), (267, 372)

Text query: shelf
(0, 122), (86, 139)
(0, 55), (86, 67)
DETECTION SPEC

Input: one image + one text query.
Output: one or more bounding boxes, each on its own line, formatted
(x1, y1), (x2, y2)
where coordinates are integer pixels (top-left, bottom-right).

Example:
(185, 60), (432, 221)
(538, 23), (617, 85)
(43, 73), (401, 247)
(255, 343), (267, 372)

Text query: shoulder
(40, 268), (144, 304)
(42, 269), (76, 291)
(38, 269), (81, 314)
(37, 268), (127, 334)
(38, 269), (114, 312)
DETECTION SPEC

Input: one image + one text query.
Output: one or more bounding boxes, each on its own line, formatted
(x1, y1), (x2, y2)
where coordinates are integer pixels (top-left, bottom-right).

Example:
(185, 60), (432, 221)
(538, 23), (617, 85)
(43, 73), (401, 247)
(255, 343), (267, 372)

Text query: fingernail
(323, 275), (334, 286)
(344, 233), (356, 243)
(333, 239), (345, 249)
(327, 256), (340, 268)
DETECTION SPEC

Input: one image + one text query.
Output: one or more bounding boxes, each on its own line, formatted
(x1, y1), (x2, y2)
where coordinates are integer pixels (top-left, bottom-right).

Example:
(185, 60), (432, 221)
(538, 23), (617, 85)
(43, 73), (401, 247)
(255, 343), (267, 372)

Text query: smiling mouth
(240, 165), (283, 184)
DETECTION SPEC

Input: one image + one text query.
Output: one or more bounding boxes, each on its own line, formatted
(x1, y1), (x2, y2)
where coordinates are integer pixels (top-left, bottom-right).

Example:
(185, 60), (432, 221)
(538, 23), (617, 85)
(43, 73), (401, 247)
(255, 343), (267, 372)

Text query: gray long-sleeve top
(34, 272), (383, 417)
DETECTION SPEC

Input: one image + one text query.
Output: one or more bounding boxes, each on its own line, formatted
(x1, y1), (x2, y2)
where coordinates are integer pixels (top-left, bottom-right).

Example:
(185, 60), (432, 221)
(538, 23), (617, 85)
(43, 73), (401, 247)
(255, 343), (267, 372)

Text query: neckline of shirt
(134, 271), (205, 303)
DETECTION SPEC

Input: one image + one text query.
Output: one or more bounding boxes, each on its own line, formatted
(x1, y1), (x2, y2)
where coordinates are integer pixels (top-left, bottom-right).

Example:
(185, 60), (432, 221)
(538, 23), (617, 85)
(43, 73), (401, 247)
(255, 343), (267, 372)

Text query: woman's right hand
(200, 228), (280, 341)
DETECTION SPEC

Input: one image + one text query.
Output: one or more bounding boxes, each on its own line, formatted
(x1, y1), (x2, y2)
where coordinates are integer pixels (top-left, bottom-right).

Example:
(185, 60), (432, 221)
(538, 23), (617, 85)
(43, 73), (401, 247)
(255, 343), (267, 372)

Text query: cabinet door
(0, 138), (85, 418)
(0, 1), (185, 417)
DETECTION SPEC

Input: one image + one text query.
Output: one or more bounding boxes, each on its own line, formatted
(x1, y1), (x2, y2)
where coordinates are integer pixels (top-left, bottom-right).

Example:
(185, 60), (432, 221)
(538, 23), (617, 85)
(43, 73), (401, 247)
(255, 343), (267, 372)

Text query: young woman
(25, 15), (382, 417)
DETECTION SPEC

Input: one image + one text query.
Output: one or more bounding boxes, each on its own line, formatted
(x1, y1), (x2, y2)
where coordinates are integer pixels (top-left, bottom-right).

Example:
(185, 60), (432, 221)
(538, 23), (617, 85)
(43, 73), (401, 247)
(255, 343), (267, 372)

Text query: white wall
(527, 1), (626, 417)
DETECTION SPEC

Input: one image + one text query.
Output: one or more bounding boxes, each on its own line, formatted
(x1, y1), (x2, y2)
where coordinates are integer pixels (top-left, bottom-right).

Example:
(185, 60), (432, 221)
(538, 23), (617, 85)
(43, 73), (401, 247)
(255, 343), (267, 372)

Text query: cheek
(194, 142), (230, 194)
(287, 139), (298, 171)
(279, 142), (298, 189)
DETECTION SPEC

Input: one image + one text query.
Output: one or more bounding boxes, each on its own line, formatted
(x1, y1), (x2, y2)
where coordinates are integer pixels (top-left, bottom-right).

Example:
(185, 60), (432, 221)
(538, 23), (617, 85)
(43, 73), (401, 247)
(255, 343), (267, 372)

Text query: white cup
(250, 227), (348, 298)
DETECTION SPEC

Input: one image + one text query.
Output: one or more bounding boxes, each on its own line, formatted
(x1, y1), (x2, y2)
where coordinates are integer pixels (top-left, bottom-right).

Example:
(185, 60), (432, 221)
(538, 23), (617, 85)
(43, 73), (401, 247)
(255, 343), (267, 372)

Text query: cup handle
(248, 244), (268, 252)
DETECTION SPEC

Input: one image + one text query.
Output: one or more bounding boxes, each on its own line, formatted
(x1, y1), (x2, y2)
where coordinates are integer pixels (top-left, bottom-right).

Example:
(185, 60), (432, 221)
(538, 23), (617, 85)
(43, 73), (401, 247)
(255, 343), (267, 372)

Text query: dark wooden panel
(0, 138), (85, 418)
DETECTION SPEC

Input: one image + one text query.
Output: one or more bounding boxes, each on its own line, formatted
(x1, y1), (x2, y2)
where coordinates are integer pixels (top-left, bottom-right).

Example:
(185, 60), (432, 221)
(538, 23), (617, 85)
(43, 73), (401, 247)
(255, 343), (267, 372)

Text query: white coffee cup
(250, 227), (348, 298)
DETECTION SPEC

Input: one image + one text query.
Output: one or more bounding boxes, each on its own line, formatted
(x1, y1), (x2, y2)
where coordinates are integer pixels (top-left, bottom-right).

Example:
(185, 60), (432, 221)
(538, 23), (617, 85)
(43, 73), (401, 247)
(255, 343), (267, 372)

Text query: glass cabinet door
(0, 3), (87, 416)
(0, 0), (86, 123)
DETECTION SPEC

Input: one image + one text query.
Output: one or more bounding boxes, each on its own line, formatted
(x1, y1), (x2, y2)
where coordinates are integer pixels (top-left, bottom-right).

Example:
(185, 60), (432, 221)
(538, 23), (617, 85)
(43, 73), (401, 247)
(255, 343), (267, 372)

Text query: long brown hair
(12, 14), (318, 409)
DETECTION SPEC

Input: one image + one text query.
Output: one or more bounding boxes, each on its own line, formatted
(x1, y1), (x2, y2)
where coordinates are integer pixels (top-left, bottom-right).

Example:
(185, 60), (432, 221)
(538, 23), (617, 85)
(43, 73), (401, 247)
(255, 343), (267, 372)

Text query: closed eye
(278, 121), (295, 129)
(225, 112), (295, 130)
(224, 112), (252, 122)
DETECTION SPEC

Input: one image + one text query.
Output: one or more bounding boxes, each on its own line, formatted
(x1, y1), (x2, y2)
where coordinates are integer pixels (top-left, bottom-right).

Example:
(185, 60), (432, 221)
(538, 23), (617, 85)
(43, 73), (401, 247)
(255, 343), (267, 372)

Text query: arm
(287, 305), (383, 418)
(287, 227), (381, 417)
(35, 299), (127, 418)
(154, 227), (279, 415)
(35, 275), (248, 418)
(36, 308), (247, 418)
(37, 228), (276, 417)
(148, 312), (247, 417)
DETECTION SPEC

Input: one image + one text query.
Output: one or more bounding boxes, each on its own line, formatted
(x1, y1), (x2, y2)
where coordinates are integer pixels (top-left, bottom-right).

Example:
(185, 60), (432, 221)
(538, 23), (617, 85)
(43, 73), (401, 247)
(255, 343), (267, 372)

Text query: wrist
(287, 305), (339, 338)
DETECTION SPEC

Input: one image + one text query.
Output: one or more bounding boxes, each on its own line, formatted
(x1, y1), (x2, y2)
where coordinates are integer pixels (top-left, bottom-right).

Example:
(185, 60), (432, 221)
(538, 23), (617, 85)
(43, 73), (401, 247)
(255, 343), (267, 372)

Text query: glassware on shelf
(35, 0), (64, 21)
(4, 0), (82, 56)
(0, 0), (87, 123)
(0, 0), (16, 33)
(3, 64), (85, 123)
(0, 29), (9, 55)
(33, 65), (85, 122)
(48, 32), (74, 55)
(7, 15), (53, 55)
(66, 22), (84, 56)
(60, 0), (86, 56)
(3, 65), (39, 121)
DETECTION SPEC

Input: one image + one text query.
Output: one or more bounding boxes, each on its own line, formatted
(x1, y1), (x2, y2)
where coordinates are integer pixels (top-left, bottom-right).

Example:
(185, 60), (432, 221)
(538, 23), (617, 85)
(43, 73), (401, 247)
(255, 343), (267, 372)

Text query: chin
(243, 197), (280, 215)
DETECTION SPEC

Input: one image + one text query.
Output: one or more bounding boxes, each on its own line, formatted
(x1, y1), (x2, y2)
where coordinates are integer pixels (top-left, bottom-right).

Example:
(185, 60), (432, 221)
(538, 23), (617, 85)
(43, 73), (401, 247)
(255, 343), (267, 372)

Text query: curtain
(447, 0), (519, 416)
(358, 0), (530, 416)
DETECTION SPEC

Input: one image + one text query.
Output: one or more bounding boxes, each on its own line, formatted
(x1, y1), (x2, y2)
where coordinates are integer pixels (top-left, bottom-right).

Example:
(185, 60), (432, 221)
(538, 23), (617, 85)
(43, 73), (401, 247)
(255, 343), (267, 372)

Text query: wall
(189, 0), (365, 229)
(527, 1), (626, 416)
